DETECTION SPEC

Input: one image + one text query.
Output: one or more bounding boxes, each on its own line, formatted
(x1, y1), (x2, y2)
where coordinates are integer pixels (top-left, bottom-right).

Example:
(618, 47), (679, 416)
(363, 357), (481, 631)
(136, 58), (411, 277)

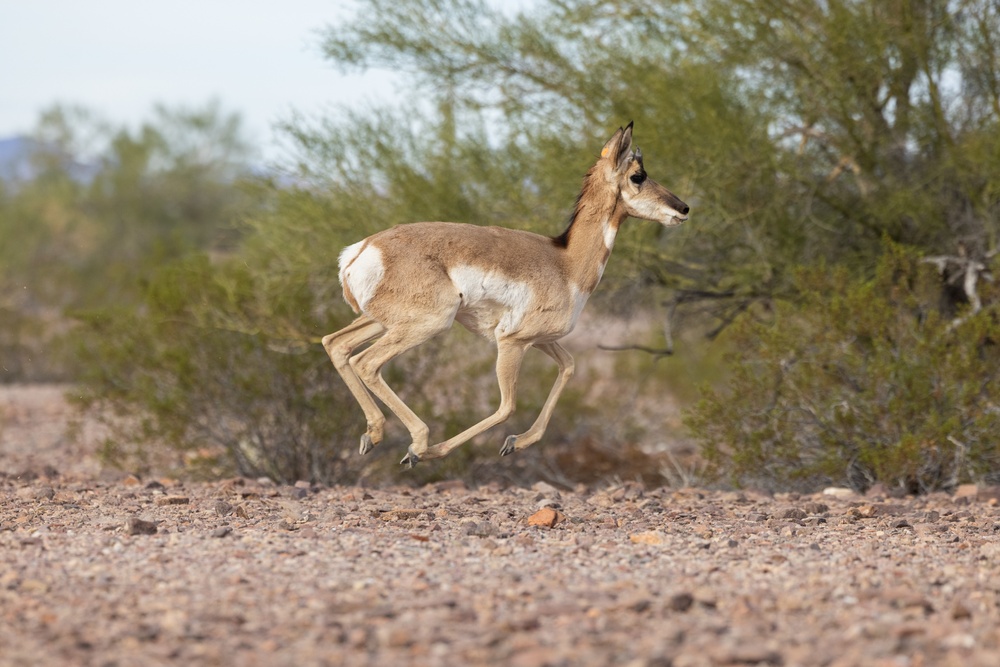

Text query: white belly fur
(450, 265), (534, 340)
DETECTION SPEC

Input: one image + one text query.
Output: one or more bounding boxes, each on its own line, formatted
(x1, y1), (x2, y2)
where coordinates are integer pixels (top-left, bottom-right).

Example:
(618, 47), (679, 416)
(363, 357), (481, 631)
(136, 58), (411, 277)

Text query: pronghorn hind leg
(421, 338), (529, 461)
(500, 342), (575, 456)
(350, 320), (455, 468)
(322, 316), (387, 454)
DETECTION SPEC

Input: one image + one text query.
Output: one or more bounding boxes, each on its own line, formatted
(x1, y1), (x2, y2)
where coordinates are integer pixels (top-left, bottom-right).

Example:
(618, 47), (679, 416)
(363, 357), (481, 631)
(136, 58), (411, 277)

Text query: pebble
(125, 517), (158, 535)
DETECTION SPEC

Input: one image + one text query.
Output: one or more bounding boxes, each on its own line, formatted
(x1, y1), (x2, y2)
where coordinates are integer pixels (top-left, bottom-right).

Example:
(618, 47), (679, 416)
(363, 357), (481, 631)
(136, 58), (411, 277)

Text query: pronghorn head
(599, 122), (689, 225)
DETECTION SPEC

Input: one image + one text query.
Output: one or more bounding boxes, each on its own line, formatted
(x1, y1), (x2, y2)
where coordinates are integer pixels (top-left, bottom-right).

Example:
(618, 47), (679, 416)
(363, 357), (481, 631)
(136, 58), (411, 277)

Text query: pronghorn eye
(630, 172), (646, 184)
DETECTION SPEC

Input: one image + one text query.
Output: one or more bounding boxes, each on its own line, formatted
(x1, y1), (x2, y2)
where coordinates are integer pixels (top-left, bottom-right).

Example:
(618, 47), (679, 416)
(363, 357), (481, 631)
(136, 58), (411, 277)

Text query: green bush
(72, 255), (363, 482)
(71, 249), (634, 485)
(686, 243), (1000, 493)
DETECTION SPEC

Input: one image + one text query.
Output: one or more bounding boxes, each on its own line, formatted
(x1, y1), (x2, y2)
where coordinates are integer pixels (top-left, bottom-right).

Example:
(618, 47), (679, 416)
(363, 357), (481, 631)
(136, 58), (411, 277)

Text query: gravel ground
(3, 386), (1000, 667)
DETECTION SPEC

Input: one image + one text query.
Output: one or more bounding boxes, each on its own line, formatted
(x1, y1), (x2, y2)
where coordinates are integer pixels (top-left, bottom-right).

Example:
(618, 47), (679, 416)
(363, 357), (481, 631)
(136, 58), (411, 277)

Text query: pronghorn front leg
(500, 342), (575, 456)
(421, 339), (529, 460)
(322, 316), (387, 455)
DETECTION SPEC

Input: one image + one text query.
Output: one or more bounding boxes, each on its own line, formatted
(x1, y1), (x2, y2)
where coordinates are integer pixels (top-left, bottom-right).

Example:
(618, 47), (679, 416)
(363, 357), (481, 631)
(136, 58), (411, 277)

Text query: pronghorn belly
(450, 265), (534, 341)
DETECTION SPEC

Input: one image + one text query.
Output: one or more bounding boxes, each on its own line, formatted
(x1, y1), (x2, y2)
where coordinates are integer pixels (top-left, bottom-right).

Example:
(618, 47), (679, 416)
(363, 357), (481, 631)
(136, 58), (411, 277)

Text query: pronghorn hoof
(400, 447), (420, 469)
(499, 435), (517, 457)
(359, 433), (374, 456)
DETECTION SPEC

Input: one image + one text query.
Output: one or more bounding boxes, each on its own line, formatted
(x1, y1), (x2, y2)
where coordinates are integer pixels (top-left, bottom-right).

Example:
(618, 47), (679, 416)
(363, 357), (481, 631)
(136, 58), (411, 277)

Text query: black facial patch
(630, 170), (647, 184)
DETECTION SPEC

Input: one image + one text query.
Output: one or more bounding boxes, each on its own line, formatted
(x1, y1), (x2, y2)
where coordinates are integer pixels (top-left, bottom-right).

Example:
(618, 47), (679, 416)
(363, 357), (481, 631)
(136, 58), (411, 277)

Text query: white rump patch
(339, 241), (384, 312)
(450, 265), (534, 336)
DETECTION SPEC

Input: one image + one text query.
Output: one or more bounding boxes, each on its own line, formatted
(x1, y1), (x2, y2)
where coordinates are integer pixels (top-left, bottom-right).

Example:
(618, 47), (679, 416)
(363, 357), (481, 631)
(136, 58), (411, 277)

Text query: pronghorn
(322, 122), (689, 468)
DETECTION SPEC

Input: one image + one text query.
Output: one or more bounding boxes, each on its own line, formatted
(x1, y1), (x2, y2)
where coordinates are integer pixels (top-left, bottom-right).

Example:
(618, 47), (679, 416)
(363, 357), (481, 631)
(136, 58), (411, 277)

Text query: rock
(846, 504), (878, 519)
(463, 521), (498, 537)
(952, 602), (973, 620)
(211, 526), (232, 538)
(954, 484), (979, 499)
(667, 592), (694, 612)
(800, 502), (829, 515)
(125, 517), (158, 535)
(823, 487), (857, 499)
(380, 509), (430, 521)
(780, 508), (808, 520)
(16, 486), (53, 501)
(692, 525), (713, 539)
(629, 531), (666, 546)
(122, 474), (142, 487)
(527, 507), (565, 528)
(213, 500), (233, 516)
(532, 481), (562, 497)
(154, 495), (189, 506)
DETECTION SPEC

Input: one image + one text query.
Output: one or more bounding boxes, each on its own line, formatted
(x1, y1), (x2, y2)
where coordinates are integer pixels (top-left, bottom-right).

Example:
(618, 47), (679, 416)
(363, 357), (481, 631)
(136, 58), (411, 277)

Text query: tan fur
(321, 123), (689, 467)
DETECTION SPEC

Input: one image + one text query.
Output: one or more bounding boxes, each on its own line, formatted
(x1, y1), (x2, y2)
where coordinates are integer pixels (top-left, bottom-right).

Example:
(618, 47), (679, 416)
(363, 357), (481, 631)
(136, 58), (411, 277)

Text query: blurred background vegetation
(3, 0), (999, 492)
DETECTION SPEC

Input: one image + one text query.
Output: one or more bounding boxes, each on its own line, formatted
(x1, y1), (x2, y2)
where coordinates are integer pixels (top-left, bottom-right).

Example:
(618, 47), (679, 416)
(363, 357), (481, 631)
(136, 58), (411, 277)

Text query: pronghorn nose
(680, 203), (690, 215)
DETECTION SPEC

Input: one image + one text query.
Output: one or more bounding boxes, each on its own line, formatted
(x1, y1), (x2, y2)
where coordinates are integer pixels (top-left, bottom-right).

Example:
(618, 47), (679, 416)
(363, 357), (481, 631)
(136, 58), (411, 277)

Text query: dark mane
(551, 166), (597, 248)
(551, 191), (584, 248)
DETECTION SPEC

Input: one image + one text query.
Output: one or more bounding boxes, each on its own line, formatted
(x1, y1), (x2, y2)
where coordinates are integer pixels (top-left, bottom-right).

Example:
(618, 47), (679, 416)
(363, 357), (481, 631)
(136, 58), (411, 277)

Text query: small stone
(527, 507), (564, 528)
(667, 592), (694, 612)
(154, 495), (190, 506)
(692, 525), (713, 539)
(532, 481), (562, 497)
(847, 504), (878, 519)
(951, 602), (973, 620)
(213, 500), (233, 516)
(380, 509), (430, 521)
(891, 519), (912, 529)
(294, 480), (311, 489)
(823, 487), (856, 499)
(125, 517), (158, 535)
(211, 526), (232, 538)
(234, 504), (249, 519)
(122, 475), (142, 487)
(463, 521), (497, 537)
(801, 502), (829, 514)
(780, 508), (808, 520)
(629, 531), (666, 546)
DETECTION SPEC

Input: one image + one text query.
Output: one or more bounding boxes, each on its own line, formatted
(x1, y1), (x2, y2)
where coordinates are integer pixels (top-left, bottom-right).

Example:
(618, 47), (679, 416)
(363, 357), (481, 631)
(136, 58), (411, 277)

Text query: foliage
(0, 102), (256, 382)
(325, 0), (1000, 331)
(687, 242), (1000, 492)
(8, 1), (1000, 487)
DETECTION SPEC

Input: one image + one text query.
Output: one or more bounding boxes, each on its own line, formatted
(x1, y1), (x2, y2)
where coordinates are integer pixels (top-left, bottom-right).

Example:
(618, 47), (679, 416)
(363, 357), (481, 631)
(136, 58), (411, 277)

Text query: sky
(0, 1), (403, 161)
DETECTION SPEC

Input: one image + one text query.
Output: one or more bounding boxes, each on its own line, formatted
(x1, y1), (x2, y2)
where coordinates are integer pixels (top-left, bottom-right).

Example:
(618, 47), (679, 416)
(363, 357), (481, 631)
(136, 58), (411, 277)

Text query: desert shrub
(72, 254), (360, 482)
(686, 243), (1000, 493)
(72, 248), (659, 486)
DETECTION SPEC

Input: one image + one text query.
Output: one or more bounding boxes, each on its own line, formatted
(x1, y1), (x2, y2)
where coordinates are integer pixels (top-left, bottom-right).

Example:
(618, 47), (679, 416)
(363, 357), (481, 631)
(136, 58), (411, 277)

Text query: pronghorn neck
(554, 169), (629, 294)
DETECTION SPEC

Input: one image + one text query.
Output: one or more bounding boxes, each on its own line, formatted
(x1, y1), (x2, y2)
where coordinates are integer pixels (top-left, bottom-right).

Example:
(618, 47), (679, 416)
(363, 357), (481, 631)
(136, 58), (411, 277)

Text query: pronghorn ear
(600, 127), (624, 162)
(599, 122), (635, 171)
(615, 122), (634, 171)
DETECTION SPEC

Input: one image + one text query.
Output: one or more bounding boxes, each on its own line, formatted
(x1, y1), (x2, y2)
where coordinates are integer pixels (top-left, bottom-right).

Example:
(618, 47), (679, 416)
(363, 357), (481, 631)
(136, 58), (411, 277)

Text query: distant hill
(0, 136), (42, 182)
(0, 135), (99, 184)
